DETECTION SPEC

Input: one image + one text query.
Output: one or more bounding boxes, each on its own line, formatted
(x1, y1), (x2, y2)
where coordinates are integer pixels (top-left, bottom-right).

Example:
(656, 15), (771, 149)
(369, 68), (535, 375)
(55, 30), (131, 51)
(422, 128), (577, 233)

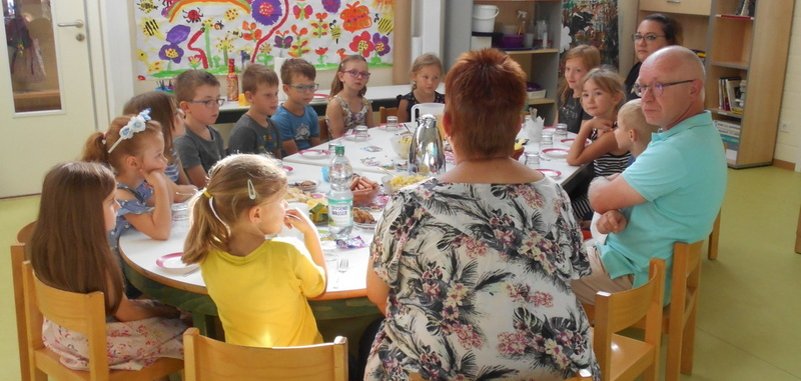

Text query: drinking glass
(541, 133), (554, 148)
(555, 123), (568, 139)
(386, 116), (399, 130)
(355, 125), (369, 140)
(524, 152), (540, 169)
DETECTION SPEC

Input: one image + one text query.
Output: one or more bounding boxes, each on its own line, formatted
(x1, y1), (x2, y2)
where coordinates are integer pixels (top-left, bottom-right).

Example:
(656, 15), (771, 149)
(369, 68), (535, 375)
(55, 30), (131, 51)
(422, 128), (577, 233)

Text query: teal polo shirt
(599, 111), (727, 301)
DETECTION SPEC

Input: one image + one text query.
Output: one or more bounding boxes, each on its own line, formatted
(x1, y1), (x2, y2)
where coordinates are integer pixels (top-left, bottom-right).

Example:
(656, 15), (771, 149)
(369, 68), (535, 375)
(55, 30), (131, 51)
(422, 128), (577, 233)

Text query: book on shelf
(718, 76), (742, 113)
(735, 0), (756, 17)
(715, 120), (741, 137)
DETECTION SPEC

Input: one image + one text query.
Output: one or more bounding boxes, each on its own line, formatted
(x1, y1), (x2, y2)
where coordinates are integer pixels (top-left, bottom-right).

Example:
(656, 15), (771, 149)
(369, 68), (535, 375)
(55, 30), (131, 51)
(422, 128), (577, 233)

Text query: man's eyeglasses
(633, 79), (694, 97)
(188, 98), (226, 108)
(289, 83), (320, 92)
(343, 70), (371, 79)
(632, 33), (665, 42)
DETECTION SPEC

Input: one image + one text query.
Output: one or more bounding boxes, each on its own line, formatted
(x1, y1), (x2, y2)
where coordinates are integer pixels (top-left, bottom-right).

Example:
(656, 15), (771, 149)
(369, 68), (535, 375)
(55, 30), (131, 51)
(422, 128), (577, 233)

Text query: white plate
(538, 168), (562, 178)
(542, 148), (569, 159)
(156, 253), (199, 275)
(354, 222), (377, 230)
(283, 165), (294, 174)
(299, 149), (330, 159)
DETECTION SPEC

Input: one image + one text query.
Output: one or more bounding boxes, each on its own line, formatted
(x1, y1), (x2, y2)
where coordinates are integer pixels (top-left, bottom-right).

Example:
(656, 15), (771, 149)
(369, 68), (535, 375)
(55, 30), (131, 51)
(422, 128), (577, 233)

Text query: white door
(1, 0), (97, 197)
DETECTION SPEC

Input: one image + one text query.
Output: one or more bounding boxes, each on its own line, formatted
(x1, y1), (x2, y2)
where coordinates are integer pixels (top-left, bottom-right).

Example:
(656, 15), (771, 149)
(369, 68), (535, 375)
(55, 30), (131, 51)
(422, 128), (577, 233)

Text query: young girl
(326, 54), (375, 138)
(566, 67), (631, 222)
(82, 110), (174, 248)
(123, 91), (198, 202)
(558, 45), (601, 134)
(396, 53), (445, 123)
(182, 154), (327, 348)
(29, 161), (185, 370)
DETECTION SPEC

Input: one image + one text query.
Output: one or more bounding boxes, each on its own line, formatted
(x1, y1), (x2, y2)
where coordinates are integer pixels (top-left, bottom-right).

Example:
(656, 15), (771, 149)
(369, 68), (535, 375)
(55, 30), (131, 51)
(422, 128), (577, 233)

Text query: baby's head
(331, 55), (369, 97)
(615, 99), (659, 156)
(242, 63), (280, 116)
(82, 111), (165, 175)
(123, 91), (183, 162)
(174, 69), (221, 126)
(281, 58), (318, 104)
(411, 53), (443, 93)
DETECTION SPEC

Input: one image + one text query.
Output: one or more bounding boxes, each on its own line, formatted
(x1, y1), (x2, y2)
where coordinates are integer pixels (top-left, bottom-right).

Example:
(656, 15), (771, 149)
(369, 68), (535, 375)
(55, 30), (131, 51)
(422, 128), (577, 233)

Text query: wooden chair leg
(708, 212), (720, 260)
(680, 304), (699, 374)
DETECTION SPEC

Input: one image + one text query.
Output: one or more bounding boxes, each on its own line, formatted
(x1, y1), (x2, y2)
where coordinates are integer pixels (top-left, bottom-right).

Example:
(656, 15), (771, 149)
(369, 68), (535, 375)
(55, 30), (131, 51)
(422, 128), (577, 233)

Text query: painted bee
(137, 0), (158, 13)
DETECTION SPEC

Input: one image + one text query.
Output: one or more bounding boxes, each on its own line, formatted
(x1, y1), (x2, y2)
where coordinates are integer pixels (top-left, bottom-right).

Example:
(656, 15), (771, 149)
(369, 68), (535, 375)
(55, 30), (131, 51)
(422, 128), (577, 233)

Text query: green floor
(2, 166), (800, 380)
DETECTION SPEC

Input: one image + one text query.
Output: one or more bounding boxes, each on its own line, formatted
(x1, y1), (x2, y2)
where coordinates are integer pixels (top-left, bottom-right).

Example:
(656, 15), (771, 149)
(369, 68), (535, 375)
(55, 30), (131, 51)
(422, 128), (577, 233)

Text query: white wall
(777, 4), (801, 169)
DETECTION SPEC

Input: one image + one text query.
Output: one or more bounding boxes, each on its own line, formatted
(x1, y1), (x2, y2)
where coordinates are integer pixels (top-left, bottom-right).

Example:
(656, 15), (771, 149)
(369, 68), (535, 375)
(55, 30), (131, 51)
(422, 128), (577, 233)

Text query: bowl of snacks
(353, 207), (377, 230)
(390, 132), (413, 160)
(350, 175), (380, 206)
(382, 173), (429, 193)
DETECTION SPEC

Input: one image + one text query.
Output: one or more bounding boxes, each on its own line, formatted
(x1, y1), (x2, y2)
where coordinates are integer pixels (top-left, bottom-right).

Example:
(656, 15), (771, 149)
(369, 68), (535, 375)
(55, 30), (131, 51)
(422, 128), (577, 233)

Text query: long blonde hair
(81, 115), (163, 173)
(183, 154), (287, 264)
(29, 162), (124, 315)
(558, 45), (601, 104)
(123, 92), (179, 165)
(410, 53), (443, 91)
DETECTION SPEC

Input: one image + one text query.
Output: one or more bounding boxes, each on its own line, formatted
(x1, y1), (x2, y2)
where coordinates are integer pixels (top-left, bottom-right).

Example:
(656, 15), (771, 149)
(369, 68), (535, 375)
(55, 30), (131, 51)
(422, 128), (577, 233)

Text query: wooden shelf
(709, 60), (749, 70)
(504, 48), (559, 55)
(710, 108), (743, 119)
(528, 98), (555, 105)
(716, 14), (754, 21)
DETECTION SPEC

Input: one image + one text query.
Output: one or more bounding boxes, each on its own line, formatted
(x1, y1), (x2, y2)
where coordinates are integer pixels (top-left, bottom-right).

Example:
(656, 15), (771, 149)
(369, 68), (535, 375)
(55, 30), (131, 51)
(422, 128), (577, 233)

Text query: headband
(107, 109), (151, 154)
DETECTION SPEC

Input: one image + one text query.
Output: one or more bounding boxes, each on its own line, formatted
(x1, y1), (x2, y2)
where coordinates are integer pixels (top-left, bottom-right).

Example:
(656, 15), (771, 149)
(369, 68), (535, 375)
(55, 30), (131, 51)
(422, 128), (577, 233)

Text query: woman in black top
(625, 14), (683, 100)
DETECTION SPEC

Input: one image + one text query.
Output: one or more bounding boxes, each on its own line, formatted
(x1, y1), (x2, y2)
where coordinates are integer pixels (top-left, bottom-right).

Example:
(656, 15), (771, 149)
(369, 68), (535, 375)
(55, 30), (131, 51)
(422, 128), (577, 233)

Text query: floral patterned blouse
(366, 178), (600, 381)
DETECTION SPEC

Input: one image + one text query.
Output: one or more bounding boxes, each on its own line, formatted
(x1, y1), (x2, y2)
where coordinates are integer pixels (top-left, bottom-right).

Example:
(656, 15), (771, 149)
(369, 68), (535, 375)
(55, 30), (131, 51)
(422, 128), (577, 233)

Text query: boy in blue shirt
(271, 58), (321, 155)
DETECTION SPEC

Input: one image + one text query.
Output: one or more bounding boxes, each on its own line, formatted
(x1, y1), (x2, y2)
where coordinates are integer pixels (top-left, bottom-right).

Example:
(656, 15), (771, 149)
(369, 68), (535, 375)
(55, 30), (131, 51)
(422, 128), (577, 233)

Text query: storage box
(527, 89), (547, 99)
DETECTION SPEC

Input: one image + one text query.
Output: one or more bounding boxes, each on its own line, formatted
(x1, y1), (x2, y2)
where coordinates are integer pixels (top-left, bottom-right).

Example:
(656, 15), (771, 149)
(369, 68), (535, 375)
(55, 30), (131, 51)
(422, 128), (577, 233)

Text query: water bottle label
(329, 199), (352, 226)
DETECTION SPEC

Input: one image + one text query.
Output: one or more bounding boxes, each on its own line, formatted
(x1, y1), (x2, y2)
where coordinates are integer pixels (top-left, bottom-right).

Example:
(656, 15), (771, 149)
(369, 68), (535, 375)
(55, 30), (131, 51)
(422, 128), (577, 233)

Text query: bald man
(572, 46), (727, 304)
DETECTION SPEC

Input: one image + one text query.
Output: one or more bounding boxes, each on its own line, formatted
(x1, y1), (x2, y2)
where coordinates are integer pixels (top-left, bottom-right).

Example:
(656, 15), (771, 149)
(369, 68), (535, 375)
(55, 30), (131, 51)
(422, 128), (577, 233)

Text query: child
(558, 45), (601, 134)
(182, 154), (327, 348)
(29, 161), (185, 370)
(614, 99), (659, 159)
(82, 111), (173, 247)
(271, 58), (322, 155)
(123, 91), (198, 202)
(326, 54), (375, 137)
(173, 69), (226, 188)
(228, 63), (282, 158)
(566, 67), (631, 222)
(396, 53), (445, 123)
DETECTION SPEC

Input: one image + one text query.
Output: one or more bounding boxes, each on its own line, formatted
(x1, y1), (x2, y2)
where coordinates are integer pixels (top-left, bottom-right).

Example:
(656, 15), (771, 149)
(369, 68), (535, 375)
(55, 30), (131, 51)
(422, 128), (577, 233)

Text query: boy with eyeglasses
(272, 58), (322, 155)
(174, 69), (226, 187)
(228, 64), (282, 158)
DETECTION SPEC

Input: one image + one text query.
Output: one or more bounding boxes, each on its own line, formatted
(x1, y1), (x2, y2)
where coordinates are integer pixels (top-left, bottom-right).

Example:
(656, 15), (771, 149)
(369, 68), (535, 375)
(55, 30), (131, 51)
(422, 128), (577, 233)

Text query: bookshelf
(467, 0), (562, 124)
(705, 0), (794, 167)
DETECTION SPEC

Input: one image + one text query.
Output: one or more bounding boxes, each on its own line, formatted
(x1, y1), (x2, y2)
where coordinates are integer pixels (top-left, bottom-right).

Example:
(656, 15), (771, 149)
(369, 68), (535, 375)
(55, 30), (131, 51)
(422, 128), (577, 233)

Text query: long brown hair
(183, 154), (287, 264)
(29, 162), (124, 314)
(445, 48), (526, 160)
(123, 91), (179, 165)
(330, 55), (368, 97)
(81, 115), (163, 173)
(558, 45), (601, 104)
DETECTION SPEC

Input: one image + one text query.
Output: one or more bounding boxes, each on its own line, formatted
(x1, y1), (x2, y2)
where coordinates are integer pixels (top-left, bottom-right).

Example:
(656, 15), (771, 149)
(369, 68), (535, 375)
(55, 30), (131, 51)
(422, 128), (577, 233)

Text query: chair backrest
(318, 116), (330, 143)
(378, 106), (398, 124)
(22, 261), (111, 377)
(594, 259), (665, 381)
(183, 327), (348, 381)
(16, 221), (37, 245)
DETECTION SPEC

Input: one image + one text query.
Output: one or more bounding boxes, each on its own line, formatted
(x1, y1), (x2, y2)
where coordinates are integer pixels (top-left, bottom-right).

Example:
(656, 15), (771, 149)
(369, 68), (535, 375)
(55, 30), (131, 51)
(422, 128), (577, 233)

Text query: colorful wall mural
(134, 0), (395, 79)
(561, 0), (619, 68)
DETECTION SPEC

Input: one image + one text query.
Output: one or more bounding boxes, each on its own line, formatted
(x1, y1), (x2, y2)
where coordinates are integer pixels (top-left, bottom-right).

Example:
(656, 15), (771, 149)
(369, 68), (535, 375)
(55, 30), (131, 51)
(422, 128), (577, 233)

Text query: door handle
(57, 20), (84, 28)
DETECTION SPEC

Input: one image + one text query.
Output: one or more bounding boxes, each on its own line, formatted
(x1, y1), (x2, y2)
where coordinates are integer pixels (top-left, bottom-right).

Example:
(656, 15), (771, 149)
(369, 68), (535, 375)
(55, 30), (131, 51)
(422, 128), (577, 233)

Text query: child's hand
(584, 117), (614, 135)
(141, 168), (169, 190)
(284, 208), (315, 236)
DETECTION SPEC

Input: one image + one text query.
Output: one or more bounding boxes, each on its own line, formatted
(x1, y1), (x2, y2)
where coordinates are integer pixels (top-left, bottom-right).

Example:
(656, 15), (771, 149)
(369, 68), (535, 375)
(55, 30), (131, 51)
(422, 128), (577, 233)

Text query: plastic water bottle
(327, 145), (353, 239)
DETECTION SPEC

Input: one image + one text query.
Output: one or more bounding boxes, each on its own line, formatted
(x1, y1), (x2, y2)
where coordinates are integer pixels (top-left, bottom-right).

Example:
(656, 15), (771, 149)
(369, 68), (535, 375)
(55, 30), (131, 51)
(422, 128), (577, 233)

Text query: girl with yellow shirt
(182, 154), (327, 347)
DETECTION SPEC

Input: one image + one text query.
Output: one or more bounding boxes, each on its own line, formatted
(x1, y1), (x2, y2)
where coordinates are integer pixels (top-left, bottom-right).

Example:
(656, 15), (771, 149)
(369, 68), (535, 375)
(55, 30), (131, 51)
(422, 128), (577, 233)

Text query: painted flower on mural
(188, 55), (202, 69)
(158, 25), (190, 63)
(322, 0), (341, 13)
(252, 0), (283, 26)
(216, 34), (235, 55)
(311, 13), (329, 38)
(349, 31), (374, 57)
(372, 33), (390, 56)
(314, 47), (328, 65)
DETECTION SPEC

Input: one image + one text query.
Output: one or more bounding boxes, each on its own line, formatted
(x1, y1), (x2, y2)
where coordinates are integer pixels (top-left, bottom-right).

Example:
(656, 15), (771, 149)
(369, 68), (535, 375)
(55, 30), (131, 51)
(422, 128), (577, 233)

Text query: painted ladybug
(183, 8), (203, 23)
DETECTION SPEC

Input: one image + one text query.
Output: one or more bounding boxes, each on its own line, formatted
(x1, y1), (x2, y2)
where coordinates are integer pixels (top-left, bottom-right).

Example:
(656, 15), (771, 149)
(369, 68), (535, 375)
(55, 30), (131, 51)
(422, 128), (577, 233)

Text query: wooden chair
(21, 260), (184, 381)
(708, 211), (721, 260)
(594, 259), (665, 381)
(183, 327), (348, 381)
(318, 116), (330, 143)
(11, 243), (31, 381)
(663, 240), (704, 381)
(378, 106), (398, 124)
(16, 220), (37, 245)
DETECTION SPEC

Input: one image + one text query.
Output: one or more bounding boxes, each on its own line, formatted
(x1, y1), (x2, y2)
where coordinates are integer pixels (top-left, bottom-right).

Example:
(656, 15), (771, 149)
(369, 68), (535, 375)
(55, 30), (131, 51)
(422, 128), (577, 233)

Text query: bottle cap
(335, 145), (345, 156)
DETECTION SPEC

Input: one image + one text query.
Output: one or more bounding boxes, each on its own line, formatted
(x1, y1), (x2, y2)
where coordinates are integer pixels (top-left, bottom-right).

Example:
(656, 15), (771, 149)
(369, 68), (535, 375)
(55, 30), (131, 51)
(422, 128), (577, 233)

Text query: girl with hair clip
(558, 45), (601, 134)
(30, 161), (185, 371)
(566, 67), (631, 223)
(182, 154), (327, 347)
(326, 54), (374, 138)
(123, 91), (198, 201)
(396, 53), (445, 123)
(82, 110), (174, 248)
